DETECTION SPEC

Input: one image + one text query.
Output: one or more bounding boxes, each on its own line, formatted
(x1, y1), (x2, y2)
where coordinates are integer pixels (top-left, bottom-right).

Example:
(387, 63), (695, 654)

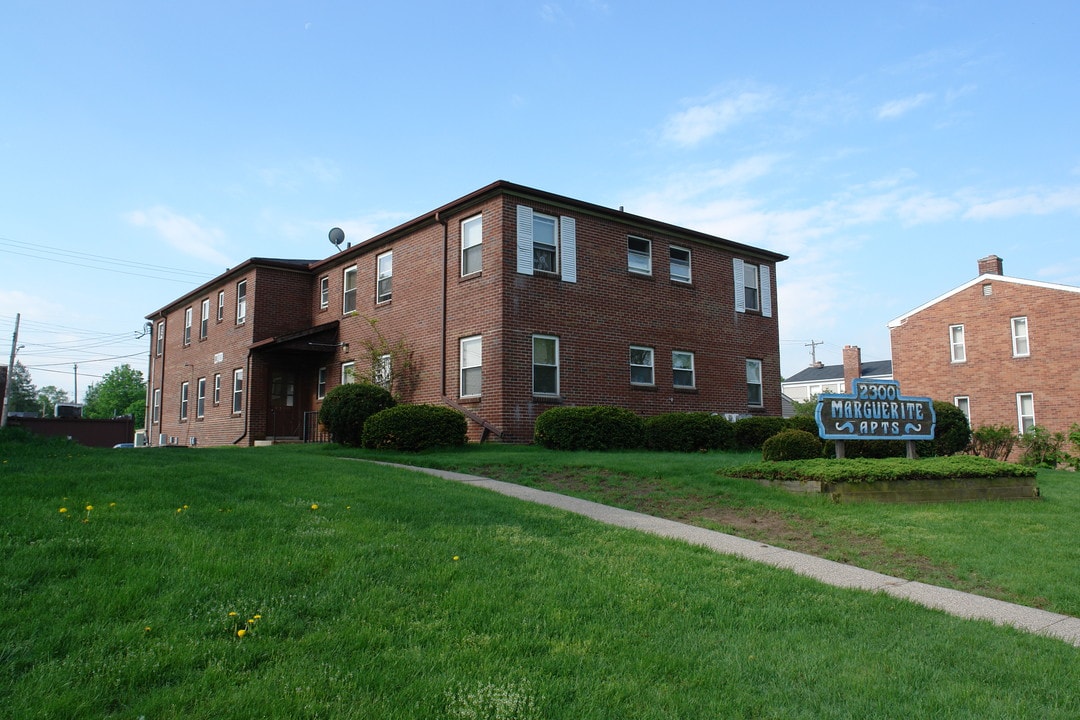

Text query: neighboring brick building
(145, 181), (787, 446)
(889, 255), (1080, 436)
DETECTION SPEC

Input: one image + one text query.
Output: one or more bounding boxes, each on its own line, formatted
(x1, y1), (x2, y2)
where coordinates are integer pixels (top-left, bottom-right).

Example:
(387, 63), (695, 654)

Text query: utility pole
(805, 339), (824, 366)
(1, 313), (20, 428)
(73, 364), (79, 404)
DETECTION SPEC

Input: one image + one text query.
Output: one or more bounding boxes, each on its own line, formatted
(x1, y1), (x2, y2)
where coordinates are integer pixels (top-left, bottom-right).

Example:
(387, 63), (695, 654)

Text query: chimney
(978, 255), (1004, 276)
(842, 345), (862, 392)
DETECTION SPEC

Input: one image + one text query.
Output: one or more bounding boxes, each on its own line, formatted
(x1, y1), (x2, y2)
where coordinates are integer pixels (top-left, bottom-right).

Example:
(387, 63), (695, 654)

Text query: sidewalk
(368, 461), (1080, 648)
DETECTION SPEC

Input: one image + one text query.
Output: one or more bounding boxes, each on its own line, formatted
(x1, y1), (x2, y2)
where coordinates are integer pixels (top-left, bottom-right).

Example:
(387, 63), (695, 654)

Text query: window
(320, 276), (330, 309)
(183, 307), (192, 345)
(516, 205), (577, 282)
(200, 299), (210, 339)
(341, 361), (356, 385)
(628, 236), (652, 275)
(672, 351), (695, 388)
(232, 369), (243, 414)
(213, 374), (221, 405)
(950, 325), (966, 362)
(954, 396), (970, 422)
(733, 259), (771, 316)
(532, 335), (559, 396)
(670, 246), (691, 283)
(156, 321), (165, 356)
(460, 336), (482, 397)
(343, 266), (357, 314)
(1012, 317), (1029, 357)
(746, 359), (763, 407)
(196, 378), (206, 418)
(152, 388), (161, 424)
(179, 381), (189, 421)
(374, 354), (392, 391)
(1017, 393), (1035, 433)
(317, 367), (327, 400)
(629, 346), (655, 385)
(462, 215), (483, 276)
(376, 251), (393, 303)
(236, 281), (247, 324)
(217, 291), (225, 322)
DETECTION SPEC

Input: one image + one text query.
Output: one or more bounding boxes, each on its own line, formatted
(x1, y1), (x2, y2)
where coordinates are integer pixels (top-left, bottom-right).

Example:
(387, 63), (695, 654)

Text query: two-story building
(145, 181), (787, 446)
(889, 255), (1080, 436)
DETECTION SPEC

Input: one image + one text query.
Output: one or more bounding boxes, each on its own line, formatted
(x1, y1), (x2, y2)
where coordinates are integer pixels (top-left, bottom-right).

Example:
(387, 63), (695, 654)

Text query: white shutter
(516, 205), (534, 275)
(733, 258), (746, 313)
(759, 264), (772, 318)
(560, 216), (577, 283)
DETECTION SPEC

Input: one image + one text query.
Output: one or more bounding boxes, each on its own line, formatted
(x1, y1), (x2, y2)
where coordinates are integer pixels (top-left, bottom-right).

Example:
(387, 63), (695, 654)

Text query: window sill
(458, 395), (482, 404)
(630, 383), (657, 391)
(629, 270), (654, 280)
(460, 271), (482, 282)
(531, 394), (562, 404)
(670, 279), (694, 288)
(673, 386), (698, 393)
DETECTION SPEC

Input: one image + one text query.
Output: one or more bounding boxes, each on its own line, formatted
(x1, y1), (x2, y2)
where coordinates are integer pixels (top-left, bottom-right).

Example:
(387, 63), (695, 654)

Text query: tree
(82, 364), (146, 427)
(6, 361), (38, 413)
(36, 386), (70, 418)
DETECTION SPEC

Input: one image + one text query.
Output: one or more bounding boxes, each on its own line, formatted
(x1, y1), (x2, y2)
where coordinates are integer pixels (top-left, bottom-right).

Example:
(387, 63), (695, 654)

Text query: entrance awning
(250, 320), (341, 354)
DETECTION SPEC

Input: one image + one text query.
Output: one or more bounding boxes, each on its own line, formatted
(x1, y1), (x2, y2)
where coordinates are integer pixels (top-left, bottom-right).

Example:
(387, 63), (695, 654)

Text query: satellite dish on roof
(329, 227), (345, 250)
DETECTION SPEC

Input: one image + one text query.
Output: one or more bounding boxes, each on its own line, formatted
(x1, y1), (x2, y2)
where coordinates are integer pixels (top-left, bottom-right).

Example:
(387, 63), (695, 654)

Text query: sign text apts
(815, 379), (935, 441)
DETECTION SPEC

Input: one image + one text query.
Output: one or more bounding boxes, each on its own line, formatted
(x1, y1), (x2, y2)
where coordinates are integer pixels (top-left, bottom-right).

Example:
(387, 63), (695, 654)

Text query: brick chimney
(842, 345), (863, 392)
(978, 255), (1004, 276)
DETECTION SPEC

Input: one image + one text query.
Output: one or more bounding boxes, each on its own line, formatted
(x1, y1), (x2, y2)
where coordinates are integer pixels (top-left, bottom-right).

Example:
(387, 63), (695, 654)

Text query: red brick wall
(891, 278), (1080, 436)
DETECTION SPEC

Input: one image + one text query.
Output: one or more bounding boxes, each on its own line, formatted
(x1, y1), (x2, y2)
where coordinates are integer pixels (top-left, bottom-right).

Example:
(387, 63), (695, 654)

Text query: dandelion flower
(453, 556), (460, 561)
(310, 503), (319, 510)
(85, 505), (93, 511)
(59, 507), (68, 514)
(253, 614), (262, 621)
(228, 611), (238, 617)
(237, 629), (246, 638)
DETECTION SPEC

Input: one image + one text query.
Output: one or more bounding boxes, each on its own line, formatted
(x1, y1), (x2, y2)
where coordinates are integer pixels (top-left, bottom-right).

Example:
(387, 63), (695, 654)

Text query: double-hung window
(733, 259), (771, 316)
(320, 276), (330, 309)
(627, 236), (652, 275)
(1016, 393), (1035, 433)
(462, 215), (483, 276)
(460, 336), (482, 397)
(156, 320), (165, 356)
(376, 251), (393, 303)
(317, 367), (327, 399)
(743, 265), (760, 311)
(950, 324), (966, 362)
(213, 374), (221, 405)
(532, 335), (559, 396)
(672, 351), (695, 388)
(1011, 317), (1029, 357)
(196, 378), (206, 418)
(217, 291), (225, 322)
(200, 299), (209, 340)
(180, 381), (189, 421)
(343, 266), (357, 314)
(183, 307), (192, 346)
(532, 214), (558, 273)
(341, 361), (356, 385)
(232, 369), (243, 414)
(746, 359), (763, 407)
(236, 281), (247, 324)
(670, 246), (691, 283)
(954, 396), (971, 422)
(629, 346), (655, 385)
(152, 388), (161, 424)
(516, 205), (577, 282)
(374, 354), (392, 391)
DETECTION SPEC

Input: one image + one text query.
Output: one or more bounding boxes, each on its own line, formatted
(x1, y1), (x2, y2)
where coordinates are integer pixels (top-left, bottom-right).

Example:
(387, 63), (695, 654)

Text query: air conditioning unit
(189, 436), (198, 446)
(134, 431), (147, 447)
(159, 433), (167, 447)
(722, 413), (743, 423)
(54, 403), (83, 419)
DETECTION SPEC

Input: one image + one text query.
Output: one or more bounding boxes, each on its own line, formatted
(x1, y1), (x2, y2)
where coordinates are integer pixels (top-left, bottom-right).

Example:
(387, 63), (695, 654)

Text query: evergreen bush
(733, 416), (788, 451)
(361, 404), (467, 451)
(785, 415), (820, 435)
(534, 406), (644, 451)
(915, 401), (972, 457)
(644, 412), (735, 452)
(761, 429), (824, 461)
(318, 383), (396, 446)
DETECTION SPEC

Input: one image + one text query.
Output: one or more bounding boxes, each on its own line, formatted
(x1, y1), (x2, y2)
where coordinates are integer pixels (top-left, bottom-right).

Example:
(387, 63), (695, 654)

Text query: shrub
(1016, 425), (1068, 468)
(826, 438), (907, 459)
(785, 415), (820, 435)
(915, 401), (971, 457)
(534, 406), (644, 451)
(362, 404), (467, 451)
(733, 416), (788, 451)
(644, 412), (735, 452)
(761, 429), (823, 461)
(970, 424), (1016, 461)
(318, 383), (396, 446)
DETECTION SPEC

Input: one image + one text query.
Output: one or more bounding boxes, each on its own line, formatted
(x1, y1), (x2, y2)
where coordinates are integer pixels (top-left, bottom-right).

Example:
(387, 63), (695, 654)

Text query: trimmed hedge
(534, 406), (645, 451)
(644, 412), (735, 452)
(733, 416), (788, 451)
(728, 455), (1036, 485)
(318, 383), (396, 446)
(361, 404), (467, 451)
(762, 429), (824, 461)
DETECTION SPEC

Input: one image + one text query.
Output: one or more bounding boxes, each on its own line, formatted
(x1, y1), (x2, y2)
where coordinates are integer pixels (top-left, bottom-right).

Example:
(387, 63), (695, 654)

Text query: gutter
(435, 211), (449, 397)
(232, 349), (253, 445)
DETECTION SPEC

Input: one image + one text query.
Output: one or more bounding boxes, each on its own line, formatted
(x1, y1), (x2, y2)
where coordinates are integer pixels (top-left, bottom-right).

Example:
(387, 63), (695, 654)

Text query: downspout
(232, 349), (253, 445)
(145, 319), (155, 445)
(435, 211), (449, 397)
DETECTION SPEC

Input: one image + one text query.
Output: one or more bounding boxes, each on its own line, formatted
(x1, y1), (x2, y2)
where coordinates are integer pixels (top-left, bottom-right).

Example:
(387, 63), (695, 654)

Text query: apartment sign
(815, 379), (935, 441)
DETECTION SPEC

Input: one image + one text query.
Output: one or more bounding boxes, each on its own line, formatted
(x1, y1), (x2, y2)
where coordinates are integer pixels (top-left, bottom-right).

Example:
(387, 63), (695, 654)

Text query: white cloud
(963, 187), (1080, 220)
(662, 90), (774, 147)
(876, 92), (933, 119)
(124, 207), (232, 268)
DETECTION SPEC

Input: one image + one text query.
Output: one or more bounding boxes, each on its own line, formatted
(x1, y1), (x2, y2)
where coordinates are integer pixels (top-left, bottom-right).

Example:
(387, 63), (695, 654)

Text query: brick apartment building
(145, 181), (787, 447)
(889, 255), (1080, 436)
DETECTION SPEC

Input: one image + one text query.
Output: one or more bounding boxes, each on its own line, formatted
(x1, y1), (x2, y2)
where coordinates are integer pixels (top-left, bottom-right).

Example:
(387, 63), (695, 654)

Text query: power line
(0, 236), (216, 284)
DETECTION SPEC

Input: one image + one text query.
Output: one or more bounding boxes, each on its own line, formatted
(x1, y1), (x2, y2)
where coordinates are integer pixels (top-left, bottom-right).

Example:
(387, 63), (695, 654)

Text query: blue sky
(3, 1), (1079, 401)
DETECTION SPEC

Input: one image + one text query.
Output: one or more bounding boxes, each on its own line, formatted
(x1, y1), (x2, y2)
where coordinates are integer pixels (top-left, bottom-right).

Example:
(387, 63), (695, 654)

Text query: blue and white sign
(815, 378), (935, 441)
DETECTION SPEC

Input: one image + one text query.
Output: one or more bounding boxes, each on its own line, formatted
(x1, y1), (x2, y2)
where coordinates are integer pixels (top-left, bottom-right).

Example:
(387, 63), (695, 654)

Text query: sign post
(814, 379), (935, 459)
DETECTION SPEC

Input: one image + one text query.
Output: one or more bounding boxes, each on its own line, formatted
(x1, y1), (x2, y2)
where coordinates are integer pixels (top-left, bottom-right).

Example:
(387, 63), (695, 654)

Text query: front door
(269, 371), (300, 438)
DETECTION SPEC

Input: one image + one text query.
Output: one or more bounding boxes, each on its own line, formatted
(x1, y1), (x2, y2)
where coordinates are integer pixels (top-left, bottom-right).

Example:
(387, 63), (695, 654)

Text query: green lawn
(1, 438), (1078, 718)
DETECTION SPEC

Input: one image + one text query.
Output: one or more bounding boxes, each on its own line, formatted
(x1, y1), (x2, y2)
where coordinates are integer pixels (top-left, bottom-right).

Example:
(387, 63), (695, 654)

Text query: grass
(1, 437), (1078, 718)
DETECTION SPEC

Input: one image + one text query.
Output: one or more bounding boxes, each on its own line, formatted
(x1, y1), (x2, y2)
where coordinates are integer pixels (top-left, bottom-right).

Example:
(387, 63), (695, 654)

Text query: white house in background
(782, 345), (892, 403)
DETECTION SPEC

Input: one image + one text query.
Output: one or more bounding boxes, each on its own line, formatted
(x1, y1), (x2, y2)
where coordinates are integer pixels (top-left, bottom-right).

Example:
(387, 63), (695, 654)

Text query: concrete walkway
(368, 461), (1080, 647)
